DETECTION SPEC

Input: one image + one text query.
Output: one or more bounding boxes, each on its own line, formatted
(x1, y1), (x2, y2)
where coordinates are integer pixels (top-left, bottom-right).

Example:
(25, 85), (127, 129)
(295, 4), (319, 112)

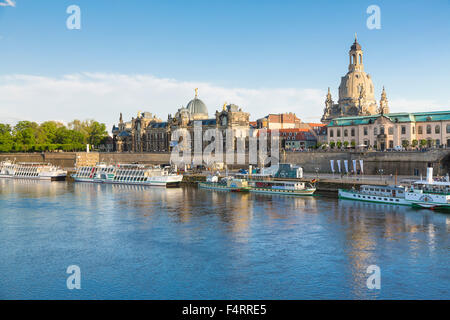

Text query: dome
(338, 71), (375, 102)
(186, 97), (208, 115)
(351, 40), (361, 51)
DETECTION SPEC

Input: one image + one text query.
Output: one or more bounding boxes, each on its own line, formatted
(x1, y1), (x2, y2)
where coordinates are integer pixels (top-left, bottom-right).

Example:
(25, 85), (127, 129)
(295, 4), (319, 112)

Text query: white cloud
(0, 73), (324, 132)
(0, 73), (447, 134)
(0, 0), (15, 7)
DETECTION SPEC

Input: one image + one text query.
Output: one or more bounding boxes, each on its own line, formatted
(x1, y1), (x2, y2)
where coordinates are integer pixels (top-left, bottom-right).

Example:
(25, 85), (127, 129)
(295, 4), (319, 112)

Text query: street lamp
(315, 167), (320, 180)
(378, 168), (384, 181)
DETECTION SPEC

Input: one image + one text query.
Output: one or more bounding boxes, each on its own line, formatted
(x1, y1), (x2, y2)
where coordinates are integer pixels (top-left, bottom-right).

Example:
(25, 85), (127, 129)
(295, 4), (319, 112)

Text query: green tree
(420, 139), (427, 147)
(0, 124), (13, 152)
(85, 120), (108, 147)
(39, 121), (65, 144)
(13, 121), (39, 151)
(411, 139), (418, 148)
(402, 140), (410, 149)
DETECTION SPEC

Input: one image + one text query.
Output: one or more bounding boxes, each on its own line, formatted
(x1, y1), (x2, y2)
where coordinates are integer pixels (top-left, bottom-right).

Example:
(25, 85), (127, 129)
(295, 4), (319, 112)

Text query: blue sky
(0, 0), (449, 130)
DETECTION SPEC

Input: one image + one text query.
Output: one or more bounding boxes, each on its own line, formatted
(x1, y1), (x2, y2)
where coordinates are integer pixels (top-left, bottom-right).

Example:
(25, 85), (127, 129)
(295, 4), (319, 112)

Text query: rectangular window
(418, 126), (423, 134)
(401, 126), (406, 135)
(364, 127), (368, 135)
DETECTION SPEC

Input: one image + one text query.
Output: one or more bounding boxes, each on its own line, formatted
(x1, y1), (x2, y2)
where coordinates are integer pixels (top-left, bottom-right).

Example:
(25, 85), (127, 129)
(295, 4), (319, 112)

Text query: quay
(180, 173), (413, 195)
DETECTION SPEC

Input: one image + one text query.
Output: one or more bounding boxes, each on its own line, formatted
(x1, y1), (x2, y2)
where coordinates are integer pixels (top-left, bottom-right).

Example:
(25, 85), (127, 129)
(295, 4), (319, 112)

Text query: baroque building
(112, 89), (251, 153)
(327, 111), (450, 150)
(321, 35), (387, 124)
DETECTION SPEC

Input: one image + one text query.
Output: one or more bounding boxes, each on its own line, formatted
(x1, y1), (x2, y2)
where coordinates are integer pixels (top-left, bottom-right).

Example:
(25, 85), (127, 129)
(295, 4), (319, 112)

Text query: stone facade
(112, 90), (251, 153)
(321, 36), (384, 124)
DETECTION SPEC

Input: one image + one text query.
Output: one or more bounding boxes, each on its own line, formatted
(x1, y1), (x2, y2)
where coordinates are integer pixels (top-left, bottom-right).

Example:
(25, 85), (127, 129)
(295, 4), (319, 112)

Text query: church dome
(339, 71), (376, 102)
(186, 89), (208, 115)
(351, 40), (361, 51)
(186, 97), (208, 115)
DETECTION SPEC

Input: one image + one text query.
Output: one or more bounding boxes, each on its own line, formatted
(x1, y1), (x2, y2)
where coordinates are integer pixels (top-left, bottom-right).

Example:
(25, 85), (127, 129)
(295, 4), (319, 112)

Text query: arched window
(447, 124), (450, 133)
(435, 125), (440, 134)
(352, 54), (356, 64)
(374, 127), (378, 135)
(329, 129), (334, 138)
(359, 54), (362, 64)
(344, 129), (348, 137)
(337, 129), (341, 137)
(351, 128), (355, 137)
(426, 125), (432, 134)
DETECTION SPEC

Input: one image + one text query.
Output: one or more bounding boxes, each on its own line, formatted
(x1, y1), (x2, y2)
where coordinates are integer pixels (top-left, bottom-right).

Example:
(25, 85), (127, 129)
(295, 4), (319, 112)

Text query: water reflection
(0, 179), (448, 299)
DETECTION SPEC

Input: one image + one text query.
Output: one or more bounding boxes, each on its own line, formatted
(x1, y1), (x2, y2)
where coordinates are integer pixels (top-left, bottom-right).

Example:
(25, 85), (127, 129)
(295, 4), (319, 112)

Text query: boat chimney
(426, 167), (433, 184)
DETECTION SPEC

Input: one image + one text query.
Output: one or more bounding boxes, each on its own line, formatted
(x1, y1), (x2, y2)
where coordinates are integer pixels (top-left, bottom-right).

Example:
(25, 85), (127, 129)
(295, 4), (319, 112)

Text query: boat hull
(198, 182), (249, 192)
(72, 175), (183, 187)
(250, 188), (316, 196)
(0, 174), (66, 181)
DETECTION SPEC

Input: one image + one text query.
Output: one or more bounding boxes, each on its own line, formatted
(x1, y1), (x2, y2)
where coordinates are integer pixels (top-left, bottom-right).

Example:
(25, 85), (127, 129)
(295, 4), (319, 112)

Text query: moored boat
(405, 168), (450, 211)
(338, 185), (409, 205)
(71, 163), (183, 187)
(338, 167), (450, 211)
(198, 176), (250, 192)
(248, 179), (316, 196)
(0, 161), (67, 181)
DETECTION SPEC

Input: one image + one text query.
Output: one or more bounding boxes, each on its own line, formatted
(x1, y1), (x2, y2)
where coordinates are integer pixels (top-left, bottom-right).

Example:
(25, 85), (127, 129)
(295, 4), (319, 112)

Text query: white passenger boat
(339, 167), (450, 211)
(338, 185), (409, 205)
(0, 161), (67, 181)
(248, 180), (316, 196)
(72, 163), (183, 187)
(404, 168), (450, 211)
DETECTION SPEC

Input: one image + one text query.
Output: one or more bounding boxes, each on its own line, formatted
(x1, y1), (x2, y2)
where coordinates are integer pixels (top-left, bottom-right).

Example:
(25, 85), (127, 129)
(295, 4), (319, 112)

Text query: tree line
(0, 120), (108, 153)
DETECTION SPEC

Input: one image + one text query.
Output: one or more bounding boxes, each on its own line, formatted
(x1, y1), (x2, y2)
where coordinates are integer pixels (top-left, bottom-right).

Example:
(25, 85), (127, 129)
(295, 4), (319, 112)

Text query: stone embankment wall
(1, 150), (449, 176)
(284, 149), (450, 176)
(189, 149), (449, 176)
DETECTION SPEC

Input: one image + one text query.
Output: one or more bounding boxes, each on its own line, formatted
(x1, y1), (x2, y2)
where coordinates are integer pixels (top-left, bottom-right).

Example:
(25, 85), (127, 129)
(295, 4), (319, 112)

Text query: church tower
(348, 34), (364, 72)
(378, 86), (390, 114)
(321, 35), (379, 124)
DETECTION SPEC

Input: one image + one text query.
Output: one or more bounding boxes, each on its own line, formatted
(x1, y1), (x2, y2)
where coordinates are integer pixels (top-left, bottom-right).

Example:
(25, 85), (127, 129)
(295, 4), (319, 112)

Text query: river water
(0, 179), (448, 300)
